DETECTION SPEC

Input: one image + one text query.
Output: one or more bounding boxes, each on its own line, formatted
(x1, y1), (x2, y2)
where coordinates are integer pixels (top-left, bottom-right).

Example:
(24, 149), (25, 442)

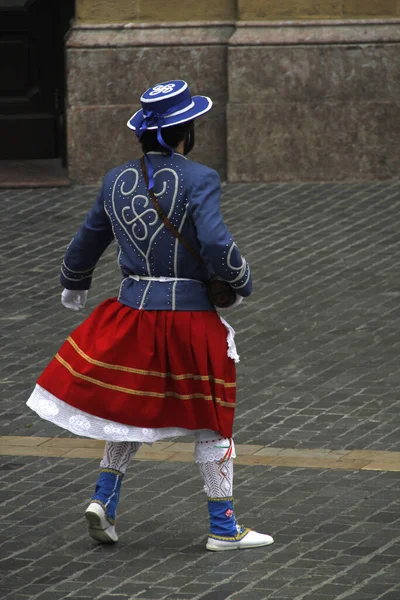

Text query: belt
(129, 275), (202, 283)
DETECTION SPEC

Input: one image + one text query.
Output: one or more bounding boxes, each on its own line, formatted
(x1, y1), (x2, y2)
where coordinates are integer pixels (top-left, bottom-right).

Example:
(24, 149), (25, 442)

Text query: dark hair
(139, 121), (193, 154)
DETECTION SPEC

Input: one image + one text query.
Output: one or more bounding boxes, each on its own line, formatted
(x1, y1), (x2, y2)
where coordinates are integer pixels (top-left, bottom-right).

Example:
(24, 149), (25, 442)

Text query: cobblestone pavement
(1, 182), (400, 599)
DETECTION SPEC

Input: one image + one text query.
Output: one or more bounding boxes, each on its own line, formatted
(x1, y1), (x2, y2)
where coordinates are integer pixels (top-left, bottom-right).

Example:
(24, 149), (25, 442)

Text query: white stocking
(198, 458), (233, 498)
(100, 441), (142, 474)
(195, 434), (235, 498)
(194, 432), (236, 463)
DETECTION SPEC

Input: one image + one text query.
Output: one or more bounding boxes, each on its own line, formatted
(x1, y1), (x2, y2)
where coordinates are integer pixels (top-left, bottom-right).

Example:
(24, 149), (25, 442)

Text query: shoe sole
(85, 509), (117, 544)
(206, 539), (274, 552)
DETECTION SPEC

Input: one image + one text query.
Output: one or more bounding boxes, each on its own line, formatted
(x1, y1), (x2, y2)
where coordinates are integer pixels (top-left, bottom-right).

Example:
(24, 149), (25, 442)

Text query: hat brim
(127, 95), (212, 131)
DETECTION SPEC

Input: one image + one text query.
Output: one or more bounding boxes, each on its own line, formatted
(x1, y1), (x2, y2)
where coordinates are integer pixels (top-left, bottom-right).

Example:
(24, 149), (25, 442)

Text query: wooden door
(0, 0), (70, 160)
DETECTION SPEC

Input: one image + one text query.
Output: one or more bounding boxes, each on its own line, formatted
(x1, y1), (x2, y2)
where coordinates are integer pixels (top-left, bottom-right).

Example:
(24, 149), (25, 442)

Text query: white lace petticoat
(27, 385), (237, 458)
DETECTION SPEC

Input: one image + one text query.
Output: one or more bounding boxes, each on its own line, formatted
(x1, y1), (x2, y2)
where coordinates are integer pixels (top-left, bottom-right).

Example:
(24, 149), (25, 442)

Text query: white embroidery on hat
(149, 83), (176, 96)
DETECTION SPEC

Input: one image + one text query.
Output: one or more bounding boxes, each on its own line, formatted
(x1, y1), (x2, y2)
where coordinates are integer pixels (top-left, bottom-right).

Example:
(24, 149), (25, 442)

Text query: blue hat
(127, 80), (212, 190)
(127, 80), (212, 135)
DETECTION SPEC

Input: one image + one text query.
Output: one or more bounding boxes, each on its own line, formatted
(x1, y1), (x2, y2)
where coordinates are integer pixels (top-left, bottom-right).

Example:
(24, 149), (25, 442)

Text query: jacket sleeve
(188, 169), (252, 297)
(60, 184), (114, 290)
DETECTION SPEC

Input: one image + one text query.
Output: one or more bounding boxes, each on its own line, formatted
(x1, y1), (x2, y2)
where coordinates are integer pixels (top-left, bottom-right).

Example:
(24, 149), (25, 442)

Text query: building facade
(1, 1), (399, 184)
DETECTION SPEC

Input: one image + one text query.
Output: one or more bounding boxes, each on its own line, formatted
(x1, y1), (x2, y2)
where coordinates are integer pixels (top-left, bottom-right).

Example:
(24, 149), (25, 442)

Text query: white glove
(61, 289), (88, 311)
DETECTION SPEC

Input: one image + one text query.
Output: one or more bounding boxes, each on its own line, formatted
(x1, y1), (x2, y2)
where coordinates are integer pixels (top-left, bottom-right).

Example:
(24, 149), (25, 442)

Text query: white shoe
(85, 502), (118, 544)
(206, 530), (274, 552)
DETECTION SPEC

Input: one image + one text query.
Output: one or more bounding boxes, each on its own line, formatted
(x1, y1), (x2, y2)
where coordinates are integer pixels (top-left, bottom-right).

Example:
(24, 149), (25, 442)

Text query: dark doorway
(0, 0), (75, 164)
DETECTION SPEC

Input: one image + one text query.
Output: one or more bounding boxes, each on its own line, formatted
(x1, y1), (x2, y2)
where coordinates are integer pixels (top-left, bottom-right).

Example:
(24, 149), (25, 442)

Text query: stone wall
(66, 1), (400, 183)
(67, 24), (233, 183)
(237, 0), (400, 20)
(74, 0), (400, 23)
(227, 21), (400, 182)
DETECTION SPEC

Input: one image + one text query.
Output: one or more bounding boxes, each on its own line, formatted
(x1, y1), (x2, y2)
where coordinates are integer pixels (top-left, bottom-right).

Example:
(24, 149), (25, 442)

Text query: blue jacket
(60, 152), (252, 311)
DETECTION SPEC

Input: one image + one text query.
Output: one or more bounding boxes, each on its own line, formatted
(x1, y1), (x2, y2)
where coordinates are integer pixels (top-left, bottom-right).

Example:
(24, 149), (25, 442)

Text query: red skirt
(37, 298), (236, 438)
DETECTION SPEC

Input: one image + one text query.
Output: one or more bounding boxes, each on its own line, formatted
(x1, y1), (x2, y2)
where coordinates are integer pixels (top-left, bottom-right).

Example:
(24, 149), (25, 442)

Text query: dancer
(27, 80), (274, 551)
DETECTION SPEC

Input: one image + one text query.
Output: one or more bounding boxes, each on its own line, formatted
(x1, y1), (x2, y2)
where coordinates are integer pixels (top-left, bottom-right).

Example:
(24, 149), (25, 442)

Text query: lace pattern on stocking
(198, 459), (233, 498)
(100, 441), (141, 474)
(194, 437), (236, 463)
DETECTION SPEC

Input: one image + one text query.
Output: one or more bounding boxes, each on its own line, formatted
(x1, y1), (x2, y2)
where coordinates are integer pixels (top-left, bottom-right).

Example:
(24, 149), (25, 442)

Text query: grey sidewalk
(1, 455), (399, 600)
(0, 182), (400, 599)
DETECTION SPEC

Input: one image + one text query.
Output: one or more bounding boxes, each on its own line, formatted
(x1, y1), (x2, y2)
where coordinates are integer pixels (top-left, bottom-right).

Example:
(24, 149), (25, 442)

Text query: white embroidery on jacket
(111, 167), (180, 277)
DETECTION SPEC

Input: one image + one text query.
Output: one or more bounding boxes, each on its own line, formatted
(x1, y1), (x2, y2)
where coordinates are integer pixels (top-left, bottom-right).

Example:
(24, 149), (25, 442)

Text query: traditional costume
(27, 80), (274, 551)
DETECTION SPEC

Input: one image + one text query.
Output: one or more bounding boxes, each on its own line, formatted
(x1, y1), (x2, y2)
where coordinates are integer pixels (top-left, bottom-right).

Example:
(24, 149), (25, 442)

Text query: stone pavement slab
(0, 455), (400, 600)
(1, 436), (400, 471)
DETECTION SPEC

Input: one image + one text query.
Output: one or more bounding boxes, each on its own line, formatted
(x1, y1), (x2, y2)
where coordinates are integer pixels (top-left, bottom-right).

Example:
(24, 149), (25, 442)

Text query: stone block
(229, 21), (400, 45)
(190, 103), (227, 178)
(40, 438), (104, 449)
(138, 0), (236, 22)
(362, 461), (400, 471)
(76, 0), (139, 23)
(165, 452), (194, 462)
(235, 444), (264, 455)
(0, 436), (51, 446)
(0, 445), (67, 457)
(343, 0), (400, 18)
(63, 447), (103, 458)
(134, 449), (173, 461)
(227, 101), (400, 182)
(67, 45), (228, 107)
(237, 0), (400, 20)
(229, 45), (400, 104)
(166, 442), (195, 452)
(67, 105), (136, 184)
(67, 23), (235, 49)
(228, 34), (400, 182)
(237, 0), (342, 20)
(68, 104), (226, 184)
(76, 0), (236, 24)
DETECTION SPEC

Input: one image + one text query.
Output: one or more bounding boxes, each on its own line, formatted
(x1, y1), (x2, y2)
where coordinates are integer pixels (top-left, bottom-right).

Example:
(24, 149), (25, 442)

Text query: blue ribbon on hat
(139, 113), (173, 190)
(138, 96), (191, 190)
(138, 113), (173, 191)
